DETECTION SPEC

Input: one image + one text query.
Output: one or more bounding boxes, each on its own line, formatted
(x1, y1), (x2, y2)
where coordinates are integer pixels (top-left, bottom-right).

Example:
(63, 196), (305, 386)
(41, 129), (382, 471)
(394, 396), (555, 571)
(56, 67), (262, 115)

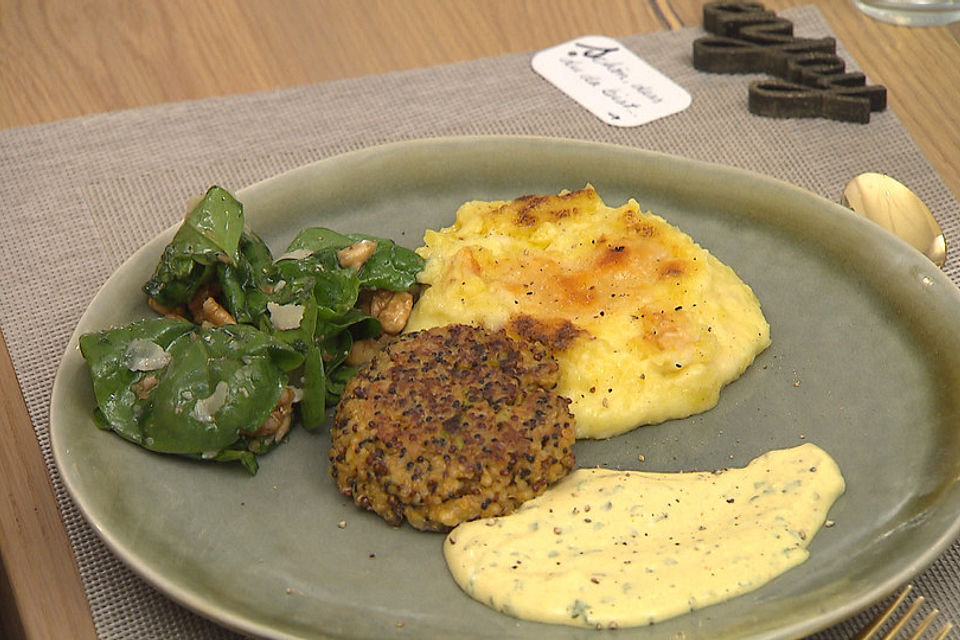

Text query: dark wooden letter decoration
(693, 2), (887, 123)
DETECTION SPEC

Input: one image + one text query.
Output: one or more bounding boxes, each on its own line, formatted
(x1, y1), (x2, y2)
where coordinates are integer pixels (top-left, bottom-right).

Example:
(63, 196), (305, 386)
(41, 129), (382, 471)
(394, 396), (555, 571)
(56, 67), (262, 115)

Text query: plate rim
(50, 134), (960, 640)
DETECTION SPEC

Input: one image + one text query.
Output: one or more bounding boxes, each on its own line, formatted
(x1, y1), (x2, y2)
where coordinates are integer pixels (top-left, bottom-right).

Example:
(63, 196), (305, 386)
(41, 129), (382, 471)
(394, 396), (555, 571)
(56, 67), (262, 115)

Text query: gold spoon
(841, 172), (947, 268)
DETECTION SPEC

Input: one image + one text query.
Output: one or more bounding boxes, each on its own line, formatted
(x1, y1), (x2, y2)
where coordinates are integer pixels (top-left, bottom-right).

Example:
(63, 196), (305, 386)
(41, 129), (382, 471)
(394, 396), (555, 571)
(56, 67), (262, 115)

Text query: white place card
(532, 35), (692, 127)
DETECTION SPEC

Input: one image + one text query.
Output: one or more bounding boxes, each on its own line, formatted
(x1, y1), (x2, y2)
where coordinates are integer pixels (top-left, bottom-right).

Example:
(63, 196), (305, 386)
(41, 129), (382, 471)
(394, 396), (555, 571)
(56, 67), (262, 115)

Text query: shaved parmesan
(190, 381), (229, 423)
(275, 249), (313, 262)
(267, 302), (305, 330)
(123, 339), (172, 371)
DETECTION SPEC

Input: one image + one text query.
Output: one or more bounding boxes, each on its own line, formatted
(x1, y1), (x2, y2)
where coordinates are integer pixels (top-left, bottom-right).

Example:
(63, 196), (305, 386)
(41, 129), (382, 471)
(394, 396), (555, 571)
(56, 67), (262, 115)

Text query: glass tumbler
(853, 0), (960, 26)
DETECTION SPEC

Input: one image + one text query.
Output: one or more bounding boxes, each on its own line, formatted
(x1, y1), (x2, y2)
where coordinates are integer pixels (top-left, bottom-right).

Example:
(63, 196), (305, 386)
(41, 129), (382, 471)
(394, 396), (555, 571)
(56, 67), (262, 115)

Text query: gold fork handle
(932, 620), (955, 640)
(851, 585), (912, 640)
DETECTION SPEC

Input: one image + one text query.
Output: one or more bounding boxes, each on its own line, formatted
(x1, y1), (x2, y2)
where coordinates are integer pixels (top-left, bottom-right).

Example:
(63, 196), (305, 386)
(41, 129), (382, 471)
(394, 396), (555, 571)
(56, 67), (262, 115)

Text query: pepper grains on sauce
(443, 443), (844, 629)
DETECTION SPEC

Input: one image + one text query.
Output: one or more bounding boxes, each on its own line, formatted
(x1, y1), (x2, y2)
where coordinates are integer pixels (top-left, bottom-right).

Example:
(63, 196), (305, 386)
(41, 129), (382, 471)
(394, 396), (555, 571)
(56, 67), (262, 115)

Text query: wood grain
(2, 1), (960, 637)
(3, 0), (959, 200)
(0, 330), (96, 640)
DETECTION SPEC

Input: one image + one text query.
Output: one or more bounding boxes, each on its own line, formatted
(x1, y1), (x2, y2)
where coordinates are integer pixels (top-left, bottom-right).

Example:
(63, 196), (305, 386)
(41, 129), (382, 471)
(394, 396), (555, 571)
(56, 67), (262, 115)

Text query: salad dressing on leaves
(443, 443), (844, 629)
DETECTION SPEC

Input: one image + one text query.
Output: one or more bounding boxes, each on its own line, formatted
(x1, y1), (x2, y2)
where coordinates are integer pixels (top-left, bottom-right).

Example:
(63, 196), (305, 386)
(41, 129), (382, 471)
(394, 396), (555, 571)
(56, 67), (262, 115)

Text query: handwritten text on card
(532, 36), (691, 127)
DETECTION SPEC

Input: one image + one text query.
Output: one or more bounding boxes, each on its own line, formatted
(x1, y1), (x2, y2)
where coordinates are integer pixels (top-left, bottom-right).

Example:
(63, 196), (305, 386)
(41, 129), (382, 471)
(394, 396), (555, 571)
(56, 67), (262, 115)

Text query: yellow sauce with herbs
(443, 443), (844, 629)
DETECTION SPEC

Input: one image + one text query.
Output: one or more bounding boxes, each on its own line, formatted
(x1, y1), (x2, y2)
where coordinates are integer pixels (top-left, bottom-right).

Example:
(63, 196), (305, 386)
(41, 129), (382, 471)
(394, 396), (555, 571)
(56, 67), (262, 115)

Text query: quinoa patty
(329, 323), (576, 531)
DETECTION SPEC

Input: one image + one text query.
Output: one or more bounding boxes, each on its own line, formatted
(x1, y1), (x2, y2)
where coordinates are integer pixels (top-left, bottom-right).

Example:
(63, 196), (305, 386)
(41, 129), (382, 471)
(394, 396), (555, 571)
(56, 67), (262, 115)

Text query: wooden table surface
(2, 2), (959, 638)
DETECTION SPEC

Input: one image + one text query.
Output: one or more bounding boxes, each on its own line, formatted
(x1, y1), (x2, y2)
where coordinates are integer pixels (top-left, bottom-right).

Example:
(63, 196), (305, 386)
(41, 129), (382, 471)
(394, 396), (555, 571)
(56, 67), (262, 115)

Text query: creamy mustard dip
(443, 443), (844, 629)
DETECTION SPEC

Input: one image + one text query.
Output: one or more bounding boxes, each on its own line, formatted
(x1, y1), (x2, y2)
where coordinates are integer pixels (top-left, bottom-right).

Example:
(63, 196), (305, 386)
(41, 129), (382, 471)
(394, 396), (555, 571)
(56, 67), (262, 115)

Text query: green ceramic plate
(51, 137), (960, 639)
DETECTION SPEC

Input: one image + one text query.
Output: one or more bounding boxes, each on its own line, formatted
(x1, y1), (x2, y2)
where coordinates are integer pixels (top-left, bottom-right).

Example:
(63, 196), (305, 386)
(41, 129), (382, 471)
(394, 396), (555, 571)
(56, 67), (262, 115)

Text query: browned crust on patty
(329, 323), (576, 531)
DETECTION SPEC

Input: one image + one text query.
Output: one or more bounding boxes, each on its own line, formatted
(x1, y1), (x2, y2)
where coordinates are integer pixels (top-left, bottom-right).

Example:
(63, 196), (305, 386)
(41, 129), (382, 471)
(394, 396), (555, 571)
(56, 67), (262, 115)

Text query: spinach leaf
(348, 233), (424, 291)
(87, 186), (426, 472)
(271, 254), (360, 320)
(143, 186), (245, 307)
(260, 233), (419, 428)
(299, 345), (326, 431)
(218, 230), (274, 325)
(284, 228), (424, 291)
(196, 323), (304, 373)
(146, 329), (286, 454)
(264, 255), (373, 429)
(326, 362), (361, 404)
(79, 317), (195, 444)
(283, 227), (353, 253)
(79, 320), (304, 473)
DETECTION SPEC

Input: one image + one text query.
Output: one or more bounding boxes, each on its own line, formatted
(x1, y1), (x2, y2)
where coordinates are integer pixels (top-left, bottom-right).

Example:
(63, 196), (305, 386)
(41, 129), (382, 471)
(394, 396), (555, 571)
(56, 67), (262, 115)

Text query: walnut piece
(336, 239), (378, 270)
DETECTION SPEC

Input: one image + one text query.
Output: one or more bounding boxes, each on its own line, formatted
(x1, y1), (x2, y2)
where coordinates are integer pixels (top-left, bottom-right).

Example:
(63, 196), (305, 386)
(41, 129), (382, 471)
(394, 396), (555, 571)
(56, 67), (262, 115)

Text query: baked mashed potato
(405, 186), (770, 439)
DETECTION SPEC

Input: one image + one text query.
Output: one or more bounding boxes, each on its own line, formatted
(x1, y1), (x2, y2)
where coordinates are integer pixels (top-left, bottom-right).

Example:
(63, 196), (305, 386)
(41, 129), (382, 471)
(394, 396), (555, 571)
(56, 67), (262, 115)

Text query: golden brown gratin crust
(406, 186), (771, 438)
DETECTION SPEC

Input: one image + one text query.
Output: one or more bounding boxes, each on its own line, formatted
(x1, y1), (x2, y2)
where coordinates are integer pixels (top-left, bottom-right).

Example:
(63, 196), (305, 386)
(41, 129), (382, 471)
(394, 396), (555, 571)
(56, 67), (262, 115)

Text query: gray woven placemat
(1, 6), (957, 639)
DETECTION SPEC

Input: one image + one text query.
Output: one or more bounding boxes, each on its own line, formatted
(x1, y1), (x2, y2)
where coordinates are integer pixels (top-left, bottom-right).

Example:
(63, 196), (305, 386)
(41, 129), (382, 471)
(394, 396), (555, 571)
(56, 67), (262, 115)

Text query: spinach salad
(80, 186), (424, 473)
